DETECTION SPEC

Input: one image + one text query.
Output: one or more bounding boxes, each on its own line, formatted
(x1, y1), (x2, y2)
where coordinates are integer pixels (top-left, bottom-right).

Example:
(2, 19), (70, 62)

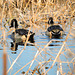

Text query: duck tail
(30, 33), (35, 38)
(29, 33), (35, 43)
(30, 33), (35, 37)
(32, 33), (35, 36)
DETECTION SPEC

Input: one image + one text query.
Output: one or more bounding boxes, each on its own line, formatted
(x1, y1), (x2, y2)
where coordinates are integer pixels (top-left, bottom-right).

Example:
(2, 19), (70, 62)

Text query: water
(0, 23), (75, 75)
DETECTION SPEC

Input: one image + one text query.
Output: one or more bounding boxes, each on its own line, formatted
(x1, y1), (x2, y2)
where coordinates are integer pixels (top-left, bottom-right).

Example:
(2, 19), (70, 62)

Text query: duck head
(49, 17), (53, 20)
(9, 19), (18, 28)
(48, 17), (54, 25)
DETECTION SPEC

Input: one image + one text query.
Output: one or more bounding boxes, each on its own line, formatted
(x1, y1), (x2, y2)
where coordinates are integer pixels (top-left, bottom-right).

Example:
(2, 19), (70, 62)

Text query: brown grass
(0, 0), (75, 75)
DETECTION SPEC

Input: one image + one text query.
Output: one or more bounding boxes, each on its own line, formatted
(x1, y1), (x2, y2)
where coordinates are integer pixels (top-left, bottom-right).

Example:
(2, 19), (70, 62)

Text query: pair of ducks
(9, 17), (64, 50)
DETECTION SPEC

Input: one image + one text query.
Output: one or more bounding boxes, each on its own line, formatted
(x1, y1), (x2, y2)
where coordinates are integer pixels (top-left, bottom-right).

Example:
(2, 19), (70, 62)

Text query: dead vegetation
(0, 0), (75, 75)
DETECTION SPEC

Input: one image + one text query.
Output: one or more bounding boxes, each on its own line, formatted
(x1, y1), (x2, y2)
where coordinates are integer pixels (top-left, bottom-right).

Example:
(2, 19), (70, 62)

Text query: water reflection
(47, 35), (65, 47)
(8, 35), (35, 54)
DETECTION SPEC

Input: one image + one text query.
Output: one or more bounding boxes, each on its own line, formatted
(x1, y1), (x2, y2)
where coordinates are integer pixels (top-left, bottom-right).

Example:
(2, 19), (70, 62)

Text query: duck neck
(50, 24), (53, 26)
(13, 20), (18, 28)
(14, 22), (18, 29)
(50, 20), (54, 24)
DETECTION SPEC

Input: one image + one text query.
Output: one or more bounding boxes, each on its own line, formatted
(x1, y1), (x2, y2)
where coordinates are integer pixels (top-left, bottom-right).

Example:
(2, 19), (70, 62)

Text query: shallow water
(0, 21), (75, 75)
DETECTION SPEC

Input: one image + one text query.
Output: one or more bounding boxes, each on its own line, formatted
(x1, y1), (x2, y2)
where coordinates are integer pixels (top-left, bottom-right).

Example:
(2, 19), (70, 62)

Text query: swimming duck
(45, 17), (64, 38)
(9, 19), (35, 50)
(10, 41), (35, 51)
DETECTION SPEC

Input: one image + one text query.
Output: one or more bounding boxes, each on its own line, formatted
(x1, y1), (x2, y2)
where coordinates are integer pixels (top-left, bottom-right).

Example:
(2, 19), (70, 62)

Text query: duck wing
(15, 29), (35, 36)
(47, 25), (63, 32)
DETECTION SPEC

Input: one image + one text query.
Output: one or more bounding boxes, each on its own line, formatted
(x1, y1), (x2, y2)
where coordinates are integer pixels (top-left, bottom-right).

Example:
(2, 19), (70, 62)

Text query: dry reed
(0, 0), (75, 75)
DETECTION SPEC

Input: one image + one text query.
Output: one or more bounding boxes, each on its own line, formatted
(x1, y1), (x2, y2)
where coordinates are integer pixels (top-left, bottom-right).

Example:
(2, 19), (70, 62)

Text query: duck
(9, 19), (35, 50)
(45, 17), (64, 38)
